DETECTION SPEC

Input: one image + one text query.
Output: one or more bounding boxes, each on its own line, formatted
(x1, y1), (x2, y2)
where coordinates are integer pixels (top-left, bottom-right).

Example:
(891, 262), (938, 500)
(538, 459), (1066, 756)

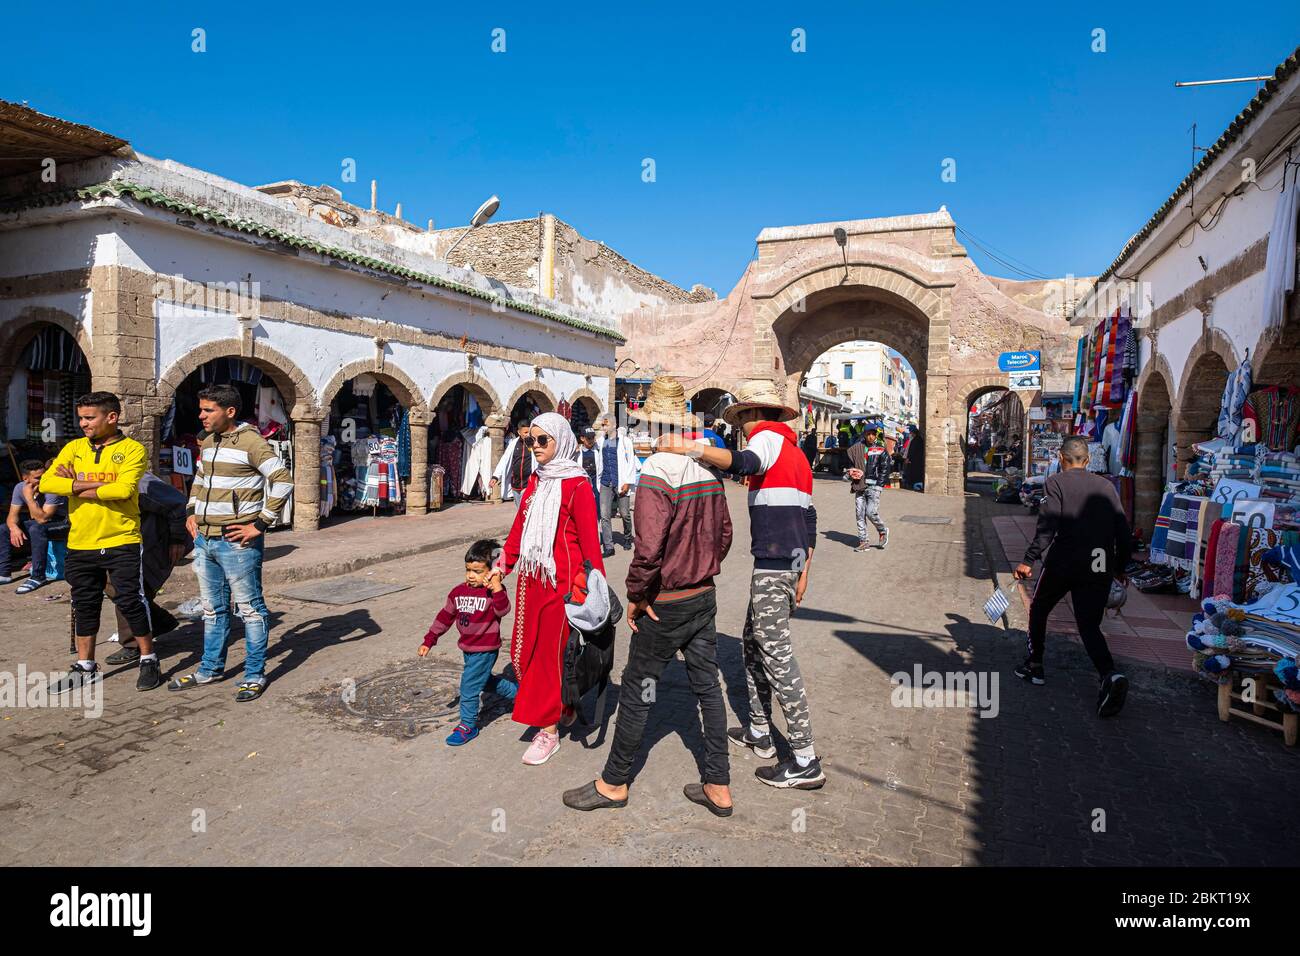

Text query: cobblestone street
(2, 480), (1296, 867)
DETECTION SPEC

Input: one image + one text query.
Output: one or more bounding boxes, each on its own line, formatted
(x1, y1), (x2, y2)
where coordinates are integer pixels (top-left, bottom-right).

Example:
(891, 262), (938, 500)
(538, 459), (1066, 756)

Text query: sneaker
(51, 664), (100, 695)
(854, 540), (869, 553)
(1097, 672), (1129, 718)
(756, 757), (826, 790)
(136, 657), (162, 691)
(168, 671), (223, 691)
(0, 575), (12, 585)
(727, 726), (776, 760)
(1014, 659), (1046, 685)
(877, 529), (889, 550)
(522, 729), (560, 765)
(602, 547), (615, 559)
(105, 644), (141, 666)
(15, 577), (46, 595)
(446, 722), (479, 746)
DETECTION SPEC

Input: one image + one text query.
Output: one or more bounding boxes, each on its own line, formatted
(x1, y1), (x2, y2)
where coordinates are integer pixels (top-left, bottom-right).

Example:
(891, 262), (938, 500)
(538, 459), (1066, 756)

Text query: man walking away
(40, 392), (159, 692)
(563, 379), (734, 815)
(579, 426), (600, 511)
(595, 415), (638, 556)
(168, 385), (292, 702)
(1013, 435), (1132, 717)
(658, 379), (824, 790)
(846, 428), (890, 552)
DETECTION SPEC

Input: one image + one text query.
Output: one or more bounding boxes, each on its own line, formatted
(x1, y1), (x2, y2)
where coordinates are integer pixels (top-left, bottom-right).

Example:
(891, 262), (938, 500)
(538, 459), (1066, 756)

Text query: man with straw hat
(657, 379), (825, 790)
(563, 376), (737, 814)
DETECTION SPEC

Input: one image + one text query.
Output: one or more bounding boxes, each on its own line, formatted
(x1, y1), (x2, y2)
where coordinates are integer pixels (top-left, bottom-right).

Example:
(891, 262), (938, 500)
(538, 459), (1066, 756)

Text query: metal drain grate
(898, 515), (953, 525)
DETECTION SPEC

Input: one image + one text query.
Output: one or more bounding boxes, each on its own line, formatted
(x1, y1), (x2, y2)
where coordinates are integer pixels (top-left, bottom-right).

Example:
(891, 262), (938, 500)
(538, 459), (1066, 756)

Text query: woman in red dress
(494, 412), (605, 765)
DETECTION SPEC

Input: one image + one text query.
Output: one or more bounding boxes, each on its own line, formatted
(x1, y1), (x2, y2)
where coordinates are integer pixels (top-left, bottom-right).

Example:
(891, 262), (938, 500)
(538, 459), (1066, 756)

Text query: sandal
(234, 680), (266, 702)
(683, 782), (733, 818)
(167, 672), (223, 691)
(561, 780), (628, 811)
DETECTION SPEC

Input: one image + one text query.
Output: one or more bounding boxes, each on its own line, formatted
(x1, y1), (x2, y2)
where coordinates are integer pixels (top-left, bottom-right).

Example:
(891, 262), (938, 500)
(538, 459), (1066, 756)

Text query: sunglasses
(523, 435), (552, 449)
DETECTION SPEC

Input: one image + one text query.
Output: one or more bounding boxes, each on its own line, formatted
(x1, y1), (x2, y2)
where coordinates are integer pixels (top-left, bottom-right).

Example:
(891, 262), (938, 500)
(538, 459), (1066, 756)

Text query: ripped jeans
(192, 534), (271, 682)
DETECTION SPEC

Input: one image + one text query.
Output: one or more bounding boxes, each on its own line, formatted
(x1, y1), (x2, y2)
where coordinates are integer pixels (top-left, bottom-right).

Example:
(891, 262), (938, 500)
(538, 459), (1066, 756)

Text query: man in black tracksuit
(1013, 435), (1132, 717)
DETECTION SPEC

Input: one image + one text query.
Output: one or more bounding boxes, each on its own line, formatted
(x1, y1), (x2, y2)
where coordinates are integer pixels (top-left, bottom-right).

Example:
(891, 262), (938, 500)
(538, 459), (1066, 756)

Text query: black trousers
(1027, 564), (1116, 676)
(66, 545), (152, 639)
(602, 589), (730, 787)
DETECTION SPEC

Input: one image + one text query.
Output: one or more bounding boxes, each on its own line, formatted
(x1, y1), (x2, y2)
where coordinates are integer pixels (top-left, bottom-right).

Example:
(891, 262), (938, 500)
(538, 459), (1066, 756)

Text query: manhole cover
(278, 577), (412, 605)
(898, 515), (953, 525)
(342, 659), (464, 724)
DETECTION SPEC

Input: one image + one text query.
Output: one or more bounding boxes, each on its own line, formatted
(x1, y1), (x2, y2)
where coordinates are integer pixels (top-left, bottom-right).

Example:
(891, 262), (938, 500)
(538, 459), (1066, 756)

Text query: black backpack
(561, 571), (622, 745)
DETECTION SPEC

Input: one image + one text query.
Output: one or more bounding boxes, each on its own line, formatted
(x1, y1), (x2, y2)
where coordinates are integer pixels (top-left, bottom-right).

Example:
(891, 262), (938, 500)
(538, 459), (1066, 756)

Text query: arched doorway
(2, 323), (92, 467)
(1133, 367), (1173, 539)
(1174, 349), (1232, 477)
(430, 381), (498, 503)
(509, 388), (554, 428)
(773, 288), (931, 488)
(160, 357), (296, 520)
(319, 366), (427, 523)
(963, 386), (1026, 476)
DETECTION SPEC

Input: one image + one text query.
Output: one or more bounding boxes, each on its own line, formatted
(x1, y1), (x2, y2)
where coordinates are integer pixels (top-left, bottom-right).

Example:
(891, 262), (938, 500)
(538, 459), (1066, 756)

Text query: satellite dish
(470, 195), (500, 228)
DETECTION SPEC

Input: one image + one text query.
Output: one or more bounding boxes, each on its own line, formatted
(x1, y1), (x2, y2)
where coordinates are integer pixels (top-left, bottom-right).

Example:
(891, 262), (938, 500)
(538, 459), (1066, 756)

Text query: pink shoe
(522, 730), (560, 765)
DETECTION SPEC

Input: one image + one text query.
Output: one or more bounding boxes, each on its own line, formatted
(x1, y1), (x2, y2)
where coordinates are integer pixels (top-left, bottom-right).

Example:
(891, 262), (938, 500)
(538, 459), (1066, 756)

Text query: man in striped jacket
(657, 379), (824, 791)
(168, 385), (293, 702)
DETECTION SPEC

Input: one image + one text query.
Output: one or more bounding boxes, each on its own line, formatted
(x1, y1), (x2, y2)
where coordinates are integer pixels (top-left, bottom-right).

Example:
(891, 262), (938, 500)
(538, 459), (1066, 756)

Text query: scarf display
(1213, 521), (1241, 600)
(1149, 492), (1175, 563)
(515, 412), (587, 586)
(1190, 591), (1300, 713)
(1217, 355), (1253, 447)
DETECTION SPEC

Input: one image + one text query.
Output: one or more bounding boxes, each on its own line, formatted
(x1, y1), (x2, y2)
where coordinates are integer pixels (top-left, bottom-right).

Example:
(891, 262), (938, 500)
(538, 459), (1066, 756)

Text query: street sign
(1009, 371), (1041, 391)
(998, 351), (1041, 372)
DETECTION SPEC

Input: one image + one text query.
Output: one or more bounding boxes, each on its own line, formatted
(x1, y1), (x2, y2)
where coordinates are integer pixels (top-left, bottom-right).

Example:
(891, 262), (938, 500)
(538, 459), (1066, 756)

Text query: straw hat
(629, 376), (700, 428)
(720, 379), (799, 427)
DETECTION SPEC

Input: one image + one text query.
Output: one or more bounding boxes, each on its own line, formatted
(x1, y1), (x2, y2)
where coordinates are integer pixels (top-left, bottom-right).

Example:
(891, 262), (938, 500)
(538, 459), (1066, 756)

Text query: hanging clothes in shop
(397, 409), (411, 479)
(256, 384), (290, 431)
(1242, 385), (1300, 452)
(1072, 335), (1087, 411)
(361, 435), (401, 506)
(320, 435), (338, 518)
(23, 327), (87, 373)
(461, 426), (493, 497)
(1218, 353), (1253, 447)
(437, 431), (464, 498)
(1264, 159), (1300, 332)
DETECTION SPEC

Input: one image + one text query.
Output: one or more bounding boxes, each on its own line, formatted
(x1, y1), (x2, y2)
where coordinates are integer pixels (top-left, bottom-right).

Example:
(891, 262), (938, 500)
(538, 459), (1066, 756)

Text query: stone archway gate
(618, 209), (1089, 494)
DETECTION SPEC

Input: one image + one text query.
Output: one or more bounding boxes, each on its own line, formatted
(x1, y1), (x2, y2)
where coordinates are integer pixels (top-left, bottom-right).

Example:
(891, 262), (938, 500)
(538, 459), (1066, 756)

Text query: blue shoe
(446, 723), (479, 746)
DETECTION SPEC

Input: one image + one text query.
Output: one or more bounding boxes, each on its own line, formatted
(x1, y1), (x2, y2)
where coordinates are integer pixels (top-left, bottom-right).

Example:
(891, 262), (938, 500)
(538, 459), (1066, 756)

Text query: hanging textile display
(461, 426), (493, 497)
(397, 408), (411, 479)
(1241, 385), (1300, 452)
(1072, 335), (1087, 412)
(1217, 353), (1253, 447)
(360, 435), (401, 506)
(557, 395), (572, 420)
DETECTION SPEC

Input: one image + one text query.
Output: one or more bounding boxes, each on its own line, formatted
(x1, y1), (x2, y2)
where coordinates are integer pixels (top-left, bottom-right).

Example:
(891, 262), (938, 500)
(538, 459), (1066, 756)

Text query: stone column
(290, 408), (321, 533)
(408, 418), (430, 515)
(486, 412), (508, 503)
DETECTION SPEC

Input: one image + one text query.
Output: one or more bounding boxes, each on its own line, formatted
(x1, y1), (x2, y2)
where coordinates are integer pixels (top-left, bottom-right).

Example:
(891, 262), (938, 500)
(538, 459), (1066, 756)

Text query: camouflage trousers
(855, 485), (887, 540)
(742, 569), (815, 754)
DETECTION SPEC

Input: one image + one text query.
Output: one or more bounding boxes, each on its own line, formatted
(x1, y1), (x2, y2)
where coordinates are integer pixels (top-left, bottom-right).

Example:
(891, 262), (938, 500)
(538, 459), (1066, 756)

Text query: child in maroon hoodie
(418, 539), (517, 746)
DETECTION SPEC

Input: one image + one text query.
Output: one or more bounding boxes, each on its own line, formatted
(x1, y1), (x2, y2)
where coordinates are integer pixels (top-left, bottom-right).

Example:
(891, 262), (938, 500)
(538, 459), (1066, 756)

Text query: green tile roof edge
(1093, 44), (1300, 288)
(1, 180), (626, 343)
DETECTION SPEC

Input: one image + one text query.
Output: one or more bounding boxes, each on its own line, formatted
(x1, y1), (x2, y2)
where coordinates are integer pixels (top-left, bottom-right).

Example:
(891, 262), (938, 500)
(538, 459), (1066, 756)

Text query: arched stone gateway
(617, 209), (1085, 494)
(0, 308), (95, 437)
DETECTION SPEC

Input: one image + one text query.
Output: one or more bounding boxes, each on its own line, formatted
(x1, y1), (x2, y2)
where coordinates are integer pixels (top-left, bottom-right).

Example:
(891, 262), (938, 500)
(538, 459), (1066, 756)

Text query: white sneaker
(522, 730), (560, 765)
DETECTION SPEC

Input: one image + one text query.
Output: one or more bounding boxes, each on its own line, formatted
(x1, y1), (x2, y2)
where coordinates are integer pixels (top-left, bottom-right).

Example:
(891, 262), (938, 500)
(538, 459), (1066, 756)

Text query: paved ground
(1, 479), (1296, 866)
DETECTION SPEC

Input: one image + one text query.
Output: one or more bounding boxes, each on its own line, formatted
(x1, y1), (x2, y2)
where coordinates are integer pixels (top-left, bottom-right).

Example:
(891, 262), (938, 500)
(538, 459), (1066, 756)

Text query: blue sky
(3, 2), (1297, 294)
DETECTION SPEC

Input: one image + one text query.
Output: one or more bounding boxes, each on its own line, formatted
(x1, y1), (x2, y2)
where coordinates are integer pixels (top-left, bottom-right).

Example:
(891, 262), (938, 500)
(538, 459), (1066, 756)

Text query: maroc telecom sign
(997, 351), (1041, 372)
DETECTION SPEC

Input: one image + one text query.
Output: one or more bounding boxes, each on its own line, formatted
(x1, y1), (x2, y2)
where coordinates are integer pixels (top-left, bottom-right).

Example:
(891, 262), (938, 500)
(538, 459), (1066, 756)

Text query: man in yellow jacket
(40, 392), (160, 693)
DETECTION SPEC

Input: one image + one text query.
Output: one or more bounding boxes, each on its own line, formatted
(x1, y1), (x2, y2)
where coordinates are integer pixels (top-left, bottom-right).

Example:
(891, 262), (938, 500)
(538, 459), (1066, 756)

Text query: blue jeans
(192, 534), (271, 681)
(0, 518), (48, 578)
(459, 649), (517, 727)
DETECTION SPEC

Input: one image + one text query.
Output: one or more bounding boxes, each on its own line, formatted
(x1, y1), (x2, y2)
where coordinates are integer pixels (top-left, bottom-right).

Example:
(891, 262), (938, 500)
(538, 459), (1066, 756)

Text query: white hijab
(516, 412), (586, 585)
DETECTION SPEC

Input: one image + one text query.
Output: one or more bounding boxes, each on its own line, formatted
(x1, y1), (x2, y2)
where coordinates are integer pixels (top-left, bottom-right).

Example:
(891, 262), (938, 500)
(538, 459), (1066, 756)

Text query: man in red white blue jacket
(657, 379), (824, 791)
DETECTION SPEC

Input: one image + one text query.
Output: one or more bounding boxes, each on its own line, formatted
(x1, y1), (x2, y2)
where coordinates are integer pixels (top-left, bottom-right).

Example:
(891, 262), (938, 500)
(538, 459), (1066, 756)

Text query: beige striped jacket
(186, 424), (294, 536)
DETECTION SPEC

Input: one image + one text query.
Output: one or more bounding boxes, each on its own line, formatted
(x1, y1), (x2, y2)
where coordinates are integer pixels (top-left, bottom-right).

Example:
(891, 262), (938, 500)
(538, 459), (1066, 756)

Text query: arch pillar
(408, 410), (431, 515)
(290, 404), (323, 532)
(486, 412), (509, 503)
